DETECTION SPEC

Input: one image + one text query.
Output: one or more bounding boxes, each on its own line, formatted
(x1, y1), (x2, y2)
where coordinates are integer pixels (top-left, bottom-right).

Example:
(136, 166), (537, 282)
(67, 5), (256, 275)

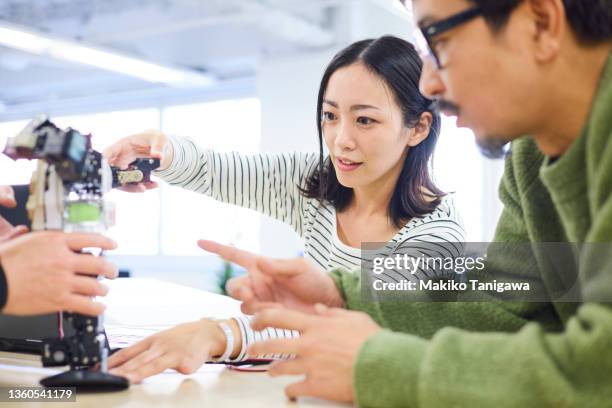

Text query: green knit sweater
(330, 53), (612, 408)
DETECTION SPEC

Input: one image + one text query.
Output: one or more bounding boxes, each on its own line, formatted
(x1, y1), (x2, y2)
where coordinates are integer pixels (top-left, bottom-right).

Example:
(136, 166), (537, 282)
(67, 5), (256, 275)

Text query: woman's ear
(406, 112), (433, 147)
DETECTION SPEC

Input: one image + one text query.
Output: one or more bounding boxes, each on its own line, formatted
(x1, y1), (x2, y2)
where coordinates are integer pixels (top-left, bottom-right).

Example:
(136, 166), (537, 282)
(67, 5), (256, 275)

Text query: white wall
(256, 50), (334, 257)
(345, 0), (413, 41)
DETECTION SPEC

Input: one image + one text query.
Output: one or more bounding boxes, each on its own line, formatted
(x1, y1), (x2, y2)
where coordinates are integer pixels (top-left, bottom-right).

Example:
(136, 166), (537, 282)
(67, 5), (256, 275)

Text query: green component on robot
(66, 202), (101, 223)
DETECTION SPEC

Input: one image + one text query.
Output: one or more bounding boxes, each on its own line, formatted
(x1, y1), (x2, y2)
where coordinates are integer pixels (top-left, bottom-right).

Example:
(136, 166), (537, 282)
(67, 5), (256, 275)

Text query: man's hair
(467, 0), (612, 44)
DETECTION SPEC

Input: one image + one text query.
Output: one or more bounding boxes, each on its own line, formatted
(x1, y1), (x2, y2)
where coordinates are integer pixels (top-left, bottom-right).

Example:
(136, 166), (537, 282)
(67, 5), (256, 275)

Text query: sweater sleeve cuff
(328, 268), (349, 302)
(354, 329), (427, 408)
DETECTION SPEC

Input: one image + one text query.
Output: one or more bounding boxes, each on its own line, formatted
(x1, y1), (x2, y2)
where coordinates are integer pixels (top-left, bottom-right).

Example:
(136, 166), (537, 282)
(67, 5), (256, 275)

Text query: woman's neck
(349, 175), (396, 217)
(336, 177), (400, 249)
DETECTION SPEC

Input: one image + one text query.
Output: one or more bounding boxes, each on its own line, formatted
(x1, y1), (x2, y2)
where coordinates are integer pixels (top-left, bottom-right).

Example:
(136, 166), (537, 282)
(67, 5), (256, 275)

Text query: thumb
(149, 134), (167, 159)
(0, 215), (14, 235)
(226, 276), (254, 301)
(1, 225), (29, 241)
(0, 186), (16, 208)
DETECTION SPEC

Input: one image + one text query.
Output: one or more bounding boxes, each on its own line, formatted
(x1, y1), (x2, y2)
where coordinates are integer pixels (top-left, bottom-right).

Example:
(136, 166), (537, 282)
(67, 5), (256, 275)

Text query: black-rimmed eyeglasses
(414, 6), (483, 69)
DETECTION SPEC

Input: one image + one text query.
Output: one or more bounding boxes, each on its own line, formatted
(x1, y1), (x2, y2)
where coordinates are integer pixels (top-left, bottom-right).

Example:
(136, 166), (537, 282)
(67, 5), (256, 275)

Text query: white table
(0, 278), (348, 407)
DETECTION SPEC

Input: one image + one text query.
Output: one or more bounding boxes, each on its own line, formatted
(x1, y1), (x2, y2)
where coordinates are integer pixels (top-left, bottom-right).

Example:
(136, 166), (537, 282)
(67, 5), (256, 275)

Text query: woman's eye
(357, 116), (375, 125)
(322, 111), (336, 121)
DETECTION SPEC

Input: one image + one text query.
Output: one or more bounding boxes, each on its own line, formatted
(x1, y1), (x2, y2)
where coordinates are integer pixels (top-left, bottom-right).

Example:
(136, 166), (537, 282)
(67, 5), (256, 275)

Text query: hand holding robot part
(103, 129), (171, 192)
(0, 231), (118, 316)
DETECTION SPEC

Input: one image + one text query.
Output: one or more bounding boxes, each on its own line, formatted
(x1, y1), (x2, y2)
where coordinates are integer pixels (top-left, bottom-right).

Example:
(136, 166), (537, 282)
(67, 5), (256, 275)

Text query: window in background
(54, 110), (161, 255)
(160, 98), (262, 255)
(0, 99), (262, 257)
(433, 116), (504, 241)
(0, 110), (161, 255)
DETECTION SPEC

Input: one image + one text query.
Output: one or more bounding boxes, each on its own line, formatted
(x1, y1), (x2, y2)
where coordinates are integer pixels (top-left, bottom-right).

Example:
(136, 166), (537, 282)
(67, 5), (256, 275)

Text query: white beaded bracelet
(210, 321), (234, 363)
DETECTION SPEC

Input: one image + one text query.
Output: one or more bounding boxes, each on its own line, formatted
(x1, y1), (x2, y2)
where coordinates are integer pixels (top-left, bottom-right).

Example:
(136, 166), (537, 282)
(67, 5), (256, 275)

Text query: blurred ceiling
(0, 0), (410, 118)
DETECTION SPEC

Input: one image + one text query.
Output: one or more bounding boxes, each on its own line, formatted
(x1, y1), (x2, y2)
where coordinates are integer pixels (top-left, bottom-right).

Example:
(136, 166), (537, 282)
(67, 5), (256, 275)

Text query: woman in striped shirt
(105, 35), (465, 382)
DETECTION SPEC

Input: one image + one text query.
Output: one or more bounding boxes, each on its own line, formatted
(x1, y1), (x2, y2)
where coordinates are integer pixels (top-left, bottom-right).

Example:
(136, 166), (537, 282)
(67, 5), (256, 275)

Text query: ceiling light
(0, 21), (215, 88)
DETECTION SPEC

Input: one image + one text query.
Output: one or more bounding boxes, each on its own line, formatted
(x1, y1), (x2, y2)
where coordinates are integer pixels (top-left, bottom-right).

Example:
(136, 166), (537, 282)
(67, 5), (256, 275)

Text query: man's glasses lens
(413, 6), (483, 70)
(412, 28), (440, 68)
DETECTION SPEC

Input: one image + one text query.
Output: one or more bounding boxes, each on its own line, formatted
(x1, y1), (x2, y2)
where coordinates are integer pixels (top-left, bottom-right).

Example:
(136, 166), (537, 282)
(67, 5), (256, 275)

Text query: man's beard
(432, 99), (460, 117)
(476, 137), (511, 159)
(432, 99), (511, 159)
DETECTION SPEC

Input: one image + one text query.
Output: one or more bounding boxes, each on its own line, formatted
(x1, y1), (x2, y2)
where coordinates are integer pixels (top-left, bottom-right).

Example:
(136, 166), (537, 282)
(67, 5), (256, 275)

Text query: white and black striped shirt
(155, 136), (465, 360)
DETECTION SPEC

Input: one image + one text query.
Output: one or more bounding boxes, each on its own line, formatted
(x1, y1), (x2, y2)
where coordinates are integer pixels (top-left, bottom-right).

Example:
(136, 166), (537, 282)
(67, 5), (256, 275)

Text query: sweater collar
(540, 52), (612, 201)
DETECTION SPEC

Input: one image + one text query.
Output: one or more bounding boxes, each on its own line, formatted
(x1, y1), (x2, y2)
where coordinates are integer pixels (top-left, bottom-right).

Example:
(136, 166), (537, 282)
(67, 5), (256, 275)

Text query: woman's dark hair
(300, 35), (444, 228)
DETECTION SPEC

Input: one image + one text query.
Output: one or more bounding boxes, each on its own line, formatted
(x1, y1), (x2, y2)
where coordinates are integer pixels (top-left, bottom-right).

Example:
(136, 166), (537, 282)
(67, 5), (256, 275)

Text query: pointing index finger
(197, 240), (256, 268)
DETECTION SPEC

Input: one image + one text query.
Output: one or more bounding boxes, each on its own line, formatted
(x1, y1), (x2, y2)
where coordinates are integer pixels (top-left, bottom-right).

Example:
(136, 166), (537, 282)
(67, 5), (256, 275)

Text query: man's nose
(419, 58), (445, 99)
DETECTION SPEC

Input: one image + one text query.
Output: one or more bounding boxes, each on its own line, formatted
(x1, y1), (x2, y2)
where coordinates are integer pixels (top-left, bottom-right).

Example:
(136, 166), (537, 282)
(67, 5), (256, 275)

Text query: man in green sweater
(245, 0), (612, 406)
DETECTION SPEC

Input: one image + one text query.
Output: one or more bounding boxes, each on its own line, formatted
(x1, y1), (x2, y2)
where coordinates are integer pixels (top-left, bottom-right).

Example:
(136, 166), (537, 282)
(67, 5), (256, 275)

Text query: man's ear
(527, 0), (564, 62)
(406, 111), (432, 147)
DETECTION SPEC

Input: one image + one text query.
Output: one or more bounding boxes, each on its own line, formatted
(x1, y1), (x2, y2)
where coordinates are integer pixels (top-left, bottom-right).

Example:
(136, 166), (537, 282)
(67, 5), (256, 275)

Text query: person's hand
(198, 239), (344, 314)
(0, 231), (119, 316)
(102, 130), (171, 192)
(0, 185), (29, 243)
(108, 318), (230, 383)
(249, 304), (382, 403)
